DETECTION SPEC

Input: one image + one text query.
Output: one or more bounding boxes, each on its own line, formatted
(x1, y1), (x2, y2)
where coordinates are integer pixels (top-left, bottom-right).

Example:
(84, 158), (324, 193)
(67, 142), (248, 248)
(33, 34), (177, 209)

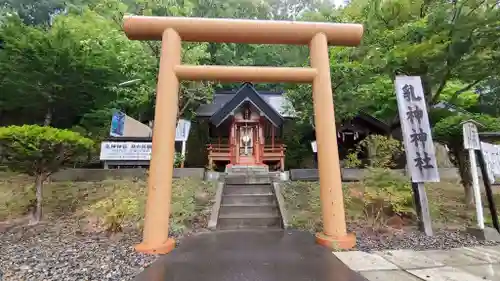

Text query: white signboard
(463, 122), (481, 150)
(480, 141), (500, 183)
(175, 119), (191, 141)
(311, 141), (317, 153)
(99, 142), (152, 161)
(395, 76), (440, 183)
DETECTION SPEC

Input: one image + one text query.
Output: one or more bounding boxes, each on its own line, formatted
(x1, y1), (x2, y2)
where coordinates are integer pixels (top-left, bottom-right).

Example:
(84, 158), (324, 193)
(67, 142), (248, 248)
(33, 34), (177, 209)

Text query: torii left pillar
(135, 28), (181, 254)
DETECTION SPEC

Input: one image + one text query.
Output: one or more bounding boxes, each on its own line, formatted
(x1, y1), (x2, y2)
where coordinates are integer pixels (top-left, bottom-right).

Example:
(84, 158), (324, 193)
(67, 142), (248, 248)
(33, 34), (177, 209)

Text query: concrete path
(134, 230), (368, 281)
(335, 246), (500, 281)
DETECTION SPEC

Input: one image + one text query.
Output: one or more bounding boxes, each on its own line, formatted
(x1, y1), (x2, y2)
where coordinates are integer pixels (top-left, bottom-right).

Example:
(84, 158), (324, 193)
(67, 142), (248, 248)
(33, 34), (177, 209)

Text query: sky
(332, 0), (349, 7)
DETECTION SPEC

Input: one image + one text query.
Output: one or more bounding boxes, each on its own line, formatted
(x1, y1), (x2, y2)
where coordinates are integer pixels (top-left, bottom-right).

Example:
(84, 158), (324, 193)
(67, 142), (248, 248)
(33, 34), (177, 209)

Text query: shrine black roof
(302, 112), (391, 141)
(197, 83), (293, 127)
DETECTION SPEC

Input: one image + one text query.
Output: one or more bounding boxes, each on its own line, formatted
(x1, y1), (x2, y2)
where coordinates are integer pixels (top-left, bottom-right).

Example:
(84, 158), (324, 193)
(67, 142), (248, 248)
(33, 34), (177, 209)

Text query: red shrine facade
(196, 83), (289, 171)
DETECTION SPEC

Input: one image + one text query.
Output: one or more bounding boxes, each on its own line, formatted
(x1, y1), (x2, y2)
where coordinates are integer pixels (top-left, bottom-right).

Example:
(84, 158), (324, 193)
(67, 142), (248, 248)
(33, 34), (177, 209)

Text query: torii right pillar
(310, 32), (356, 249)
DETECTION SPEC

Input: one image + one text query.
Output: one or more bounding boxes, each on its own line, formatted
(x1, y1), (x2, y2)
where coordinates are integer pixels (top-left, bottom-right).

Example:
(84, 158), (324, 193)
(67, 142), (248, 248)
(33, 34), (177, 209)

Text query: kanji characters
(402, 84), (422, 102)
(414, 151), (434, 171)
(410, 128), (427, 148)
(401, 82), (436, 177)
(406, 105), (424, 126)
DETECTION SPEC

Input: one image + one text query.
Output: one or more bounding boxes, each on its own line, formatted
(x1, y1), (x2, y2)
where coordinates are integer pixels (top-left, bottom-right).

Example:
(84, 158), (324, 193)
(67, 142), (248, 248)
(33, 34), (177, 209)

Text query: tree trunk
(43, 108), (52, 126)
(453, 145), (474, 207)
(32, 174), (44, 223)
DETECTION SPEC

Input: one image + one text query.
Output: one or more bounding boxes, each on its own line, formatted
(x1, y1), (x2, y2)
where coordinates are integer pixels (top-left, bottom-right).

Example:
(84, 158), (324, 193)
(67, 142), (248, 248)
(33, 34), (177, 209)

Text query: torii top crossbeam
(123, 16), (364, 46)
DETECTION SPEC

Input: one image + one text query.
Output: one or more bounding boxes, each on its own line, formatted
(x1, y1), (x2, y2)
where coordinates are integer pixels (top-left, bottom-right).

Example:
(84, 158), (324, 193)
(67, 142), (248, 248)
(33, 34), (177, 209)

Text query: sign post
(175, 119), (191, 168)
(311, 140), (318, 168)
(462, 121), (484, 230)
(395, 76), (440, 236)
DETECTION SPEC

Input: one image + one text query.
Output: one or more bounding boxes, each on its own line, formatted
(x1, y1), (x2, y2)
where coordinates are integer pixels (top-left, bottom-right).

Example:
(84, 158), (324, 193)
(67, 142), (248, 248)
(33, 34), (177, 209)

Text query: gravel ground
(349, 224), (500, 252)
(2, 222), (500, 280)
(0, 221), (159, 281)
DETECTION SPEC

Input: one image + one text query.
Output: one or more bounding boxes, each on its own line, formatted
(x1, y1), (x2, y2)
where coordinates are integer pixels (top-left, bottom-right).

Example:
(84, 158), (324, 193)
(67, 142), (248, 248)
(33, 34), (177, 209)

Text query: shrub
(281, 181), (355, 233)
(358, 135), (403, 169)
(0, 125), (94, 223)
(87, 178), (216, 234)
(174, 152), (185, 168)
(361, 168), (414, 228)
(87, 181), (145, 232)
(343, 150), (362, 168)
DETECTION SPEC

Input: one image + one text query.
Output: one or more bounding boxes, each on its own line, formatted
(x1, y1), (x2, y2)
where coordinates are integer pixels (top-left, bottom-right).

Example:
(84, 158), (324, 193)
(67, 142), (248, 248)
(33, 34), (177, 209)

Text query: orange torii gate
(123, 16), (364, 254)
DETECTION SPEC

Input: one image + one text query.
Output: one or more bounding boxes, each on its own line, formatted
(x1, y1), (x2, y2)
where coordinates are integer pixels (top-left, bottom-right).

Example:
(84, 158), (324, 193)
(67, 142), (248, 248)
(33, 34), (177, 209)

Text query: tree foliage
(0, 125), (94, 175)
(0, 125), (94, 221)
(0, 0), (499, 202)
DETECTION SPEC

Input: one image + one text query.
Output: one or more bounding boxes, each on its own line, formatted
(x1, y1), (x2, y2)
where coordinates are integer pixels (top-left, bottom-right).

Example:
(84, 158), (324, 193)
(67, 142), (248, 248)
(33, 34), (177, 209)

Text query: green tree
(475, 78), (500, 117)
(0, 0), (66, 25)
(342, 0), (500, 105)
(87, 0), (215, 123)
(284, 0), (499, 124)
(0, 14), (124, 128)
(0, 125), (94, 222)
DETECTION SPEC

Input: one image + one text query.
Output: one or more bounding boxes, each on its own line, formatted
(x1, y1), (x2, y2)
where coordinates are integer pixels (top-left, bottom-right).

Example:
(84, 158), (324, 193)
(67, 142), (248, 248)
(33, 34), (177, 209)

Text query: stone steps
(225, 165), (269, 174)
(223, 184), (273, 195)
(221, 193), (276, 205)
(217, 171), (283, 230)
(217, 213), (281, 230)
(224, 174), (272, 185)
(219, 204), (280, 216)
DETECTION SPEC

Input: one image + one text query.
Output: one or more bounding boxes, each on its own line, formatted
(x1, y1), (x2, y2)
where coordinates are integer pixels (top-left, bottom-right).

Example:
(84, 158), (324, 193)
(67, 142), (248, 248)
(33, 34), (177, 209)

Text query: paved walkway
(134, 230), (368, 281)
(335, 246), (500, 281)
(134, 230), (500, 281)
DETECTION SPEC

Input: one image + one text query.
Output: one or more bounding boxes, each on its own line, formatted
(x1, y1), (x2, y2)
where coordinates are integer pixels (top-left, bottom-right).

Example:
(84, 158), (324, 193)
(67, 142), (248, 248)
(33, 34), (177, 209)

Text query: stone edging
(272, 182), (289, 229)
(208, 181), (224, 230)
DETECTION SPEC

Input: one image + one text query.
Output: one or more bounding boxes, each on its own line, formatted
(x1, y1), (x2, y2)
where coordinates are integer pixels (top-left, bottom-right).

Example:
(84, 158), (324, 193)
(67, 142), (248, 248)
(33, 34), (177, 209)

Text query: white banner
(395, 76), (440, 182)
(481, 141), (500, 183)
(99, 142), (152, 161)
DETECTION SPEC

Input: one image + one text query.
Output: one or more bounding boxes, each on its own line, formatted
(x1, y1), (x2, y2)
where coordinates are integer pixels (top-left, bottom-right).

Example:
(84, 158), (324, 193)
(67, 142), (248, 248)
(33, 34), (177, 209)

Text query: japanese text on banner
(395, 76), (440, 183)
(480, 141), (500, 184)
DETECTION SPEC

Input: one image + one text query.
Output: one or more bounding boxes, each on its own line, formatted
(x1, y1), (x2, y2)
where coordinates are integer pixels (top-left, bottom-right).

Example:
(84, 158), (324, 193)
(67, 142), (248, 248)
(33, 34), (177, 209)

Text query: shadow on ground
(134, 230), (368, 281)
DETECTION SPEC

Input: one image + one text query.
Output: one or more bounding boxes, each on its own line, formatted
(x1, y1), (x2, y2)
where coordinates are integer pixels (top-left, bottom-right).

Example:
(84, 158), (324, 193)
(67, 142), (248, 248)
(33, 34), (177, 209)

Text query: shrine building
(194, 82), (393, 171)
(195, 82), (292, 171)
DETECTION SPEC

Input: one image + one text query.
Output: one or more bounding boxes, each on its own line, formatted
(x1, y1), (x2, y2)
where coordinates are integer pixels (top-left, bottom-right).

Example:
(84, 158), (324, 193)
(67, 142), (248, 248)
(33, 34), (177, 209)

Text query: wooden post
(411, 182), (433, 236)
(271, 125), (275, 150)
(229, 121), (233, 164)
(180, 140), (186, 168)
(469, 148), (484, 229)
(135, 28), (180, 254)
(310, 32), (355, 249)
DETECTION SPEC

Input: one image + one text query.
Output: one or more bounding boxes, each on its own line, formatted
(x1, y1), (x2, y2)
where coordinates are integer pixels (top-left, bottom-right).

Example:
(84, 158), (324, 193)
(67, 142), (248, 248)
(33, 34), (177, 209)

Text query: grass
(281, 178), (500, 233)
(0, 172), (217, 235)
(426, 180), (500, 229)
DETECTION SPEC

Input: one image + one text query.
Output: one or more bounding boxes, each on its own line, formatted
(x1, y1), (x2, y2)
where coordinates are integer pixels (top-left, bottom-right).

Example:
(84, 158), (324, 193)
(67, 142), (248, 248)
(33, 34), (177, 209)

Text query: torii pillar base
(135, 238), (176, 255)
(316, 232), (356, 250)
